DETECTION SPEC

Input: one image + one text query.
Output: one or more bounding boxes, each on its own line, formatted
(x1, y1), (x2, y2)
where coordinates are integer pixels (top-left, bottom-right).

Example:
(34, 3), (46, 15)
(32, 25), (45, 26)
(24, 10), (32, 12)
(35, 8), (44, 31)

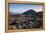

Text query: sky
(9, 4), (43, 14)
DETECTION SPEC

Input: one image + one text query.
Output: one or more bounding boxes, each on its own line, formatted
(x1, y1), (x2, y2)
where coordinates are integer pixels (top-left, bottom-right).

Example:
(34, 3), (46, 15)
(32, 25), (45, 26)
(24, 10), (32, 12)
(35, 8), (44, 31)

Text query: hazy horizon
(9, 4), (43, 14)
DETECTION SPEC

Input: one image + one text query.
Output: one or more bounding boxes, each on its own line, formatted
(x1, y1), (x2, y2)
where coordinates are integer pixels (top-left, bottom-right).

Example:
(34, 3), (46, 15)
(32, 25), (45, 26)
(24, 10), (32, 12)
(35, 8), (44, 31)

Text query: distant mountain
(9, 10), (43, 18)
(37, 11), (43, 15)
(36, 11), (43, 17)
(23, 9), (36, 15)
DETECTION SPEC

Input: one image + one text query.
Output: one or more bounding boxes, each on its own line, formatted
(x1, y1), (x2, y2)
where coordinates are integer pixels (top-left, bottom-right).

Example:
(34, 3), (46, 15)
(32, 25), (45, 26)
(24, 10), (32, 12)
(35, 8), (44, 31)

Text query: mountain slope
(23, 9), (36, 15)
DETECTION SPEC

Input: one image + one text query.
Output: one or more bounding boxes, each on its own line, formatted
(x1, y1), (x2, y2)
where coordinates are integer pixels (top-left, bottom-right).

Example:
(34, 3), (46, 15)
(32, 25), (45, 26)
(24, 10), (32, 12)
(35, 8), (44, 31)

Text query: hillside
(9, 9), (43, 29)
